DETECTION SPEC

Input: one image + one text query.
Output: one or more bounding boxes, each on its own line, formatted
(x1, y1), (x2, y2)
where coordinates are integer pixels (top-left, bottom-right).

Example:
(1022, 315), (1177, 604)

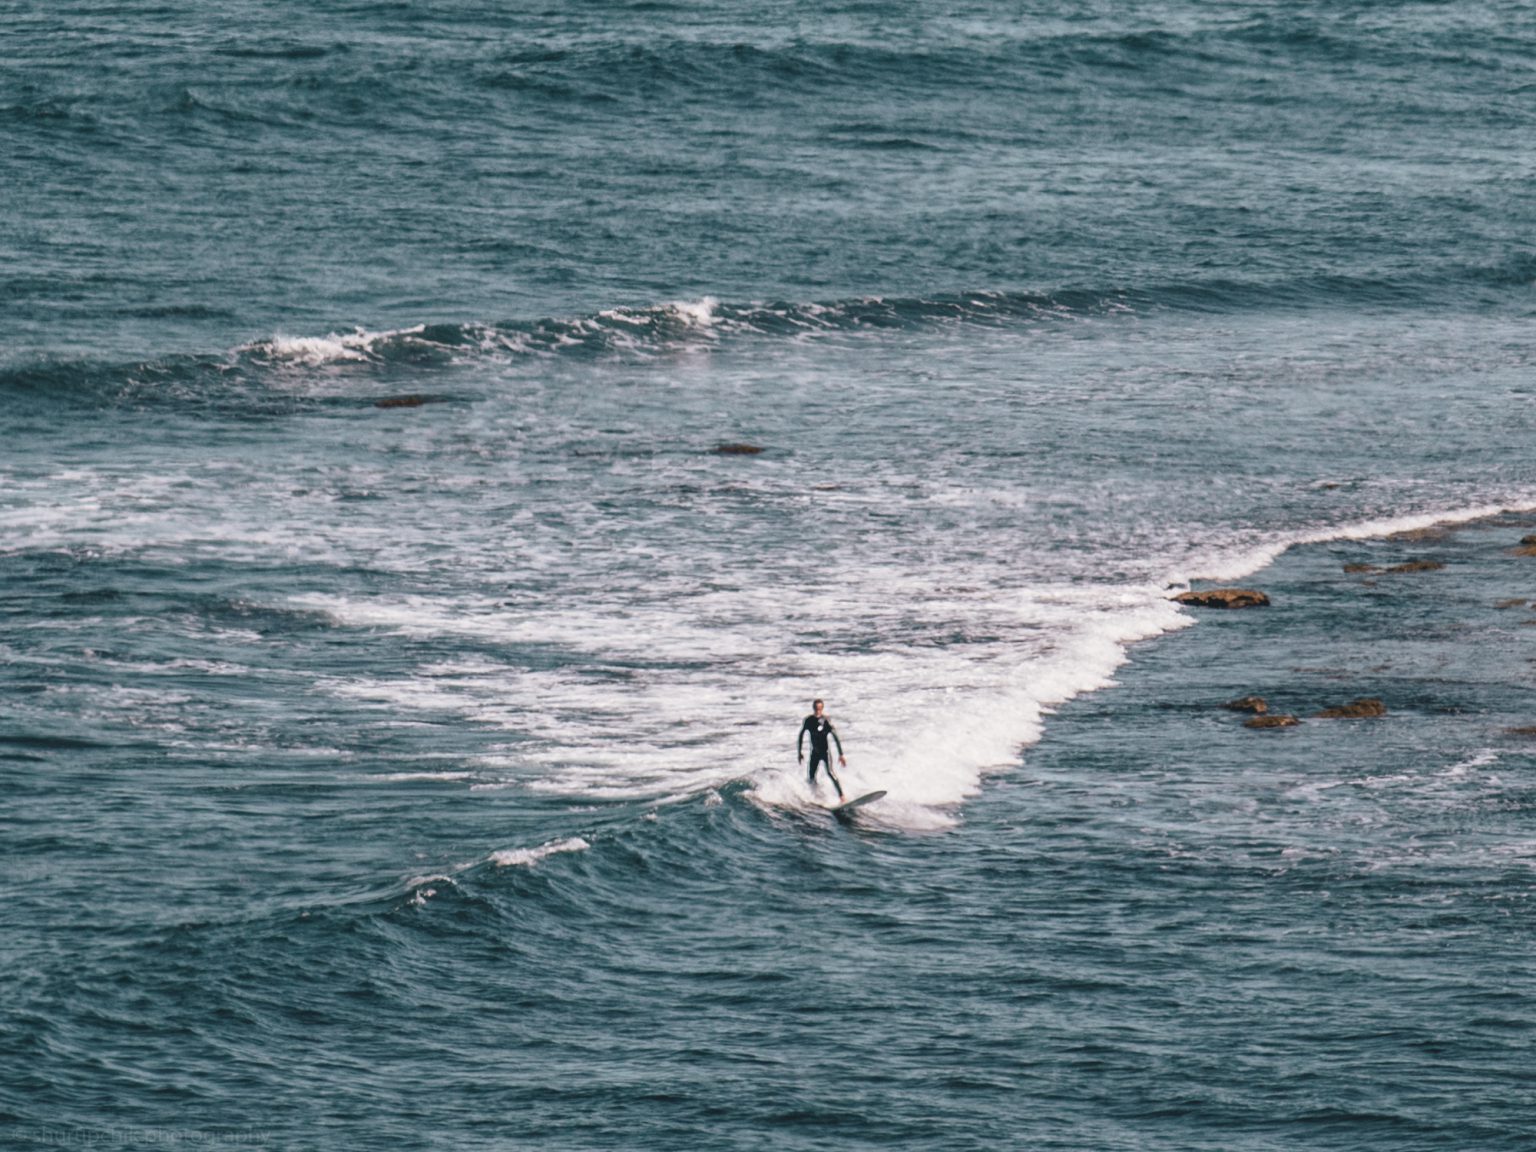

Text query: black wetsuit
(798, 714), (844, 798)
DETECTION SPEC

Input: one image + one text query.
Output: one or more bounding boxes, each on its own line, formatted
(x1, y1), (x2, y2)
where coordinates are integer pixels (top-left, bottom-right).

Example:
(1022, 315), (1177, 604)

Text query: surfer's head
(812, 698), (824, 716)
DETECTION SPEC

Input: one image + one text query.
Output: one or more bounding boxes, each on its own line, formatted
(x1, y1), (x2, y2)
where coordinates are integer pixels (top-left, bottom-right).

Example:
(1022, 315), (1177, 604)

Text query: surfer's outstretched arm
(797, 719), (808, 762)
(830, 724), (845, 765)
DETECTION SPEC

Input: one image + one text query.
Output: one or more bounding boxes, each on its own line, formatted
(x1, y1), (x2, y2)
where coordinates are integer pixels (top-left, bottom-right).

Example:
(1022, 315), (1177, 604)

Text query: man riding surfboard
(797, 698), (846, 801)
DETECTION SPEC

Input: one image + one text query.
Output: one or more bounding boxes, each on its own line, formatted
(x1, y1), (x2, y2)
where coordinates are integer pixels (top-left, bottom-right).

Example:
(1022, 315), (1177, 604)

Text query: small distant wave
(229, 277), (1434, 372)
(0, 269), (1516, 409)
(211, 42), (343, 61)
(364, 771), (476, 783)
(0, 95), (100, 128)
(236, 297), (733, 370)
(1470, 252), (1536, 289)
(465, 26), (1519, 109)
(111, 303), (237, 321)
(237, 323), (500, 368)
(490, 837), (591, 867)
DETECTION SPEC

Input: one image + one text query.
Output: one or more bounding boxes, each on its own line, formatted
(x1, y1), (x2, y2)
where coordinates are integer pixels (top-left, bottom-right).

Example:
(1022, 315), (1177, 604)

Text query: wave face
(7, 2), (1536, 1149)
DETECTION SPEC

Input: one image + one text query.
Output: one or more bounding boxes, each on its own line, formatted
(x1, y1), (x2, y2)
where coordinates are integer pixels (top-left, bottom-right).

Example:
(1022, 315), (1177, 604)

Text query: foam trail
(750, 587), (1193, 831)
(1177, 501), (1536, 586)
(757, 501), (1536, 828)
(289, 501), (1536, 834)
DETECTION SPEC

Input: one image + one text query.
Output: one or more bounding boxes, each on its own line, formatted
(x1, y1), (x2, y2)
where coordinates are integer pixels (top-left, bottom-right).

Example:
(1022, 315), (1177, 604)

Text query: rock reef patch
(1245, 714), (1299, 729)
(1222, 696), (1268, 714)
(1315, 697), (1387, 719)
(1173, 588), (1270, 609)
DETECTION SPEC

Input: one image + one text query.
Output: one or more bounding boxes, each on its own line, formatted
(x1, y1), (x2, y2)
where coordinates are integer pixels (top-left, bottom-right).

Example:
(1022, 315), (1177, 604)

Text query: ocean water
(4, 2), (1536, 1148)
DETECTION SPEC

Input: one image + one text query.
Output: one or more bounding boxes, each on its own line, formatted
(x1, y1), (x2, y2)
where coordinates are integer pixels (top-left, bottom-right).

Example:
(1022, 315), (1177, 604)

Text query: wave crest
(0, 271), (1507, 407)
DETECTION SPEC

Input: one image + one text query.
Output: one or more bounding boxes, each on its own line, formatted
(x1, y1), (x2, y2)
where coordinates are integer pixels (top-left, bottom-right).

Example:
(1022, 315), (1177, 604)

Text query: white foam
(754, 589), (1191, 828)
(0, 463), (373, 566)
(404, 872), (464, 906)
(256, 333), (377, 365)
(365, 771), (475, 783)
(1439, 750), (1498, 779)
(668, 296), (719, 328)
(404, 872), (457, 890)
(1284, 779), (1349, 804)
(301, 576), (1193, 830)
(1178, 501), (1533, 586)
(490, 837), (591, 867)
(271, 498), (1536, 832)
(239, 325), (427, 367)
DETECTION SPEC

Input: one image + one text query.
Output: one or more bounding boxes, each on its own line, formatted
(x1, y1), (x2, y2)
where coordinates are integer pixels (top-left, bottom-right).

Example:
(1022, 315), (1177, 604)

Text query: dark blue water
(4, 3), (1536, 1148)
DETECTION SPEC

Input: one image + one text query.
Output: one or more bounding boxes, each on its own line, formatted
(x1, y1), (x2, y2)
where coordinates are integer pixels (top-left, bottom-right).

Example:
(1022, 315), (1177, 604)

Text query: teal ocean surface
(4, 3), (1536, 1148)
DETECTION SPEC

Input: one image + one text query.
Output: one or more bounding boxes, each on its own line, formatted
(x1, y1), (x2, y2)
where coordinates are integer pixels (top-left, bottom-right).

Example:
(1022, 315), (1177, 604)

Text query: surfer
(797, 699), (846, 800)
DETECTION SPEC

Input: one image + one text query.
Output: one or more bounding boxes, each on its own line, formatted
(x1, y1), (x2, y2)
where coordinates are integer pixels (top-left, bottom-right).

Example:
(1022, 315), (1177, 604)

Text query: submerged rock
(714, 442), (766, 455)
(1389, 524), (1452, 542)
(1384, 560), (1444, 573)
(1343, 563), (1379, 574)
(1315, 697), (1387, 719)
(1495, 598), (1528, 609)
(1514, 534), (1536, 556)
(1222, 696), (1268, 714)
(1173, 588), (1270, 609)
(374, 394), (431, 409)
(1245, 714), (1299, 729)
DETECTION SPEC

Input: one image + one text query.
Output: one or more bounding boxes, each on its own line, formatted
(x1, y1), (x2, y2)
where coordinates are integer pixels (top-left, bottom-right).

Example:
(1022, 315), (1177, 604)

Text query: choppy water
(4, 3), (1536, 1149)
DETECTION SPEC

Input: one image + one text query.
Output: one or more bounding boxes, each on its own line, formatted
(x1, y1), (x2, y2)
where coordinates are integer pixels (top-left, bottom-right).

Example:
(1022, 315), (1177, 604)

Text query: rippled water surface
(4, 2), (1536, 1148)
